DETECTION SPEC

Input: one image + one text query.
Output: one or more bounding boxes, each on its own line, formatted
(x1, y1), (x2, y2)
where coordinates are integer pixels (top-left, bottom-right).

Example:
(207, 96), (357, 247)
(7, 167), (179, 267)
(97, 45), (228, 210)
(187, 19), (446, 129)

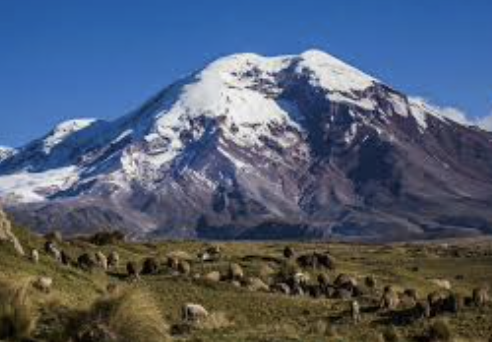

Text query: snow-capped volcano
(1, 49), (492, 241)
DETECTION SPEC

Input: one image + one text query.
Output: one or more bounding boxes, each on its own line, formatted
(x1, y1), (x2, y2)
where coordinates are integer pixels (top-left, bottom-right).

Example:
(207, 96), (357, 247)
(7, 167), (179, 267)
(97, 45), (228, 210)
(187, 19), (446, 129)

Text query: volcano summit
(1, 50), (492, 241)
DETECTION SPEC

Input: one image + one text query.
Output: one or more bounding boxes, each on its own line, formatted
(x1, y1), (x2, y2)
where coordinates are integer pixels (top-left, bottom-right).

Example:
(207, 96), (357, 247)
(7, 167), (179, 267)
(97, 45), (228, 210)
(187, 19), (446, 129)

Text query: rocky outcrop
(0, 206), (24, 255)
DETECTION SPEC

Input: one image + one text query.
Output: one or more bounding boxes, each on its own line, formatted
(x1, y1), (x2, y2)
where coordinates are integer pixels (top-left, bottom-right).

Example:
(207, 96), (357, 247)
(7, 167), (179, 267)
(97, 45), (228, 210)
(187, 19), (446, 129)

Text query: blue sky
(1, 0), (491, 147)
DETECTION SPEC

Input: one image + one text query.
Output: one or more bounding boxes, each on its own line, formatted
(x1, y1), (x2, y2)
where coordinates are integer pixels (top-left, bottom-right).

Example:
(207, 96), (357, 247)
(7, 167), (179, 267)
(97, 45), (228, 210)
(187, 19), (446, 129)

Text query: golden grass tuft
(380, 326), (401, 342)
(309, 318), (339, 337)
(200, 311), (234, 331)
(427, 319), (453, 342)
(0, 278), (36, 341)
(76, 288), (170, 342)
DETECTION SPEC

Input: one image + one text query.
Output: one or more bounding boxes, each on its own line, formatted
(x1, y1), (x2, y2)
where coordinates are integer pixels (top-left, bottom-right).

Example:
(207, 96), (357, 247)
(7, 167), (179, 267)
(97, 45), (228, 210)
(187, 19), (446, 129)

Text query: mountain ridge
(1, 49), (492, 241)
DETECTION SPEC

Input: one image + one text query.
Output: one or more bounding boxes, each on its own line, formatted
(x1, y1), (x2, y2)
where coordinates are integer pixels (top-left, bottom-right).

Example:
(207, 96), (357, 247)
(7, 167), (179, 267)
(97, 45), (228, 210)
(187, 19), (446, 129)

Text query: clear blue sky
(1, 0), (491, 147)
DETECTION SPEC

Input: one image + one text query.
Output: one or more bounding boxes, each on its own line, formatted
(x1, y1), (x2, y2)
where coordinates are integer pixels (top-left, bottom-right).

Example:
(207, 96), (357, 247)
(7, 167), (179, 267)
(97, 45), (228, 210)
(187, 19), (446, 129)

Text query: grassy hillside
(1, 225), (491, 342)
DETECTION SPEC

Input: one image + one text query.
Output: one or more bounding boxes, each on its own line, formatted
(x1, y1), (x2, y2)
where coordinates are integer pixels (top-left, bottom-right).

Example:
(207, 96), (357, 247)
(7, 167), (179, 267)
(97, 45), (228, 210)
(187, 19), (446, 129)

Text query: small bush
(310, 319), (338, 337)
(427, 320), (453, 342)
(0, 279), (36, 341)
(88, 231), (125, 246)
(283, 246), (295, 259)
(44, 230), (63, 243)
(259, 264), (275, 283)
(74, 289), (170, 342)
(35, 300), (80, 342)
(260, 322), (300, 340)
(200, 311), (233, 330)
(381, 326), (401, 342)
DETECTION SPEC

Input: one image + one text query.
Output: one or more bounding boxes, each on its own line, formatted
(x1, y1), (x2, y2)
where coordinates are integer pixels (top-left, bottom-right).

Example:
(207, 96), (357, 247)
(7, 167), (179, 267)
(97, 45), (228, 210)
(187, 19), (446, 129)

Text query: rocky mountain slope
(1, 50), (492, 241)
(0, 147), (16, 163)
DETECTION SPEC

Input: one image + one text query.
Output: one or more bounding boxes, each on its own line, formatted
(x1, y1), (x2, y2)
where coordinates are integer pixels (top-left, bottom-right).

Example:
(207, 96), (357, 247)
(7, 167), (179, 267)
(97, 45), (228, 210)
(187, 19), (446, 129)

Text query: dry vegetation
(0, 225), (491, 342)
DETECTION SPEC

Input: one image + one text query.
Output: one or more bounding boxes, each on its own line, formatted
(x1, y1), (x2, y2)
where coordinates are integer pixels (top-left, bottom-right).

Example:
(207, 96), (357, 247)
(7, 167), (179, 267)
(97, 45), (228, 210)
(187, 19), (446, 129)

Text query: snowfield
(0, 167), (79, 202)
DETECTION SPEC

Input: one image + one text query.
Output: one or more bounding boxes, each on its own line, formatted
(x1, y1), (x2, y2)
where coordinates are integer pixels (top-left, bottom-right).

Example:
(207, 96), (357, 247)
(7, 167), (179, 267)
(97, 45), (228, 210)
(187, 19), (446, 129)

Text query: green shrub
(88, 231), (125, 246)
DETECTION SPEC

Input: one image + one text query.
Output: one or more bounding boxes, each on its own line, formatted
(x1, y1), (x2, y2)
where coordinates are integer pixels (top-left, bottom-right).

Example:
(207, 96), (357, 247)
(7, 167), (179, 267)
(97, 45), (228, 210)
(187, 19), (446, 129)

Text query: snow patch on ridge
(0, 166), (79, 202)
(478, 112), (492, 132)
(0, 147), (16, 162)
(43, 119), (97, 153)
(298, 49), (377, 93)
(408, 97), (487, 131)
